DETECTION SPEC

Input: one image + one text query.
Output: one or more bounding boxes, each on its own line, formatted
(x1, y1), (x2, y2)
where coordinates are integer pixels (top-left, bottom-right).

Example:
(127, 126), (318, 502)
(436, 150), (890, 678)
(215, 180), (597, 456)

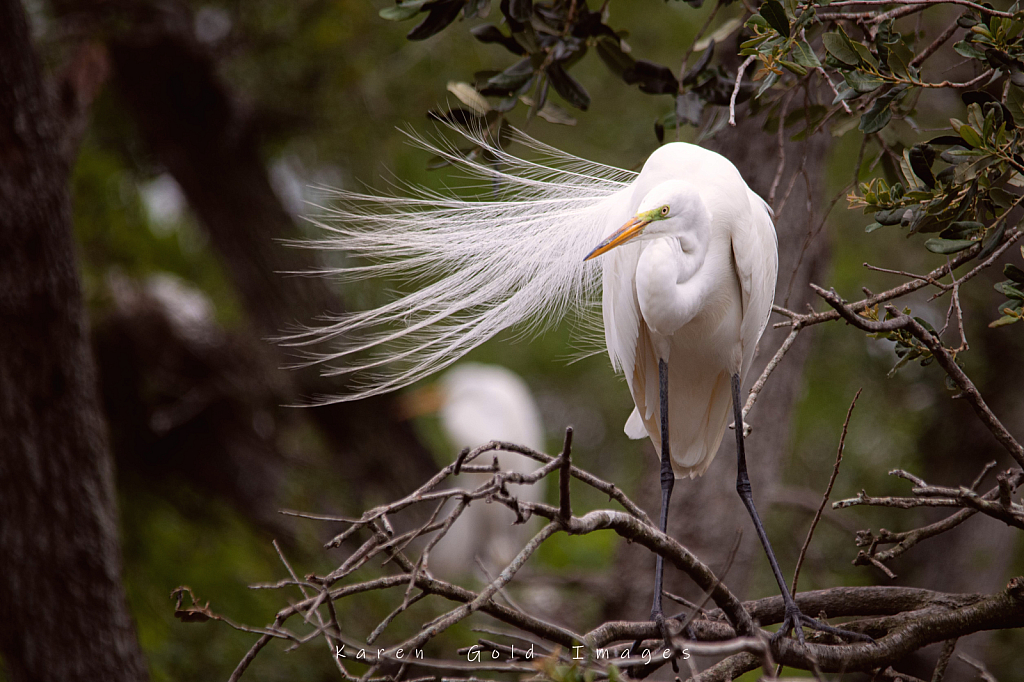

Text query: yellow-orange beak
(584, 215), (651, 261)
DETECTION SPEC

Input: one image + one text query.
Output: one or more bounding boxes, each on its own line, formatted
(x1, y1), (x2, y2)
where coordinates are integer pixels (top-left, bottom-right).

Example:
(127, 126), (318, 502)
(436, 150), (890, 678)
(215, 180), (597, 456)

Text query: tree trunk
(0, 2), (147, 680)
(86, 1), (437, 502)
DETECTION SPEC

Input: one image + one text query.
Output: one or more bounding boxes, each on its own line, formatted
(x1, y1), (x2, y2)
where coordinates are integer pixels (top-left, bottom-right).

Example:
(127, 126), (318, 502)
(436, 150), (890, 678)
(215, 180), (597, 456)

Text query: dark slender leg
(629, 360), (677, 670)
(651, 359), (674, 623)
(731, 374), (872, 644)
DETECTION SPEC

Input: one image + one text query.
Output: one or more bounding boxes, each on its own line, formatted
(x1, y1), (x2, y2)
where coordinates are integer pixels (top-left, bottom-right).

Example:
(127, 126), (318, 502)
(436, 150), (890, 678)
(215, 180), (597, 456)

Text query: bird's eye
(660, 205), (670, 216)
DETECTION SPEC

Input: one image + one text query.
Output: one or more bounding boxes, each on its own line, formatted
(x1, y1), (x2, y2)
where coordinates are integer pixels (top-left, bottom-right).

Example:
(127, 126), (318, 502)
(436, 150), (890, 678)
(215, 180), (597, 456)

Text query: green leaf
(925, 238), (977, 254)
(760, 0), (790, 38)
(949, 220), (985, 232)
(941, 146), (986, 163)
(546, 63), (590, 110)
(756, 70), (779, 98)
(989, 314), (1021, 327)
(823, 31), (860, 66)
(485, 59), (534, 93)
(914, 316), (937, 334)
(941, 220), (984, 239)
(740, 34), (771, 51)
(507, 0), (532, 22)
(967, 102), (986, 133)
(844, 70), (884, 93)
(832, 81), (860, 104)
(1005, 263), (1024, 283)
(745, 14), (768, 29)
(959, 124), (983, 147)
(874, 208), (906, 225)
(520, 95), (577, 125)
(886, 39), (916, 80)
(995, 281), (1024, 299)
(596, 36), (636, 79)
(865, 221), (885, 232)
(780, 60), (807, 76)
(852, 42), (879, 69)
(407, 1), (463, 40)
(954, 40), (987, 60)
(379, 0), (428, 21)
(859, 97), (893, 134)
(1006, 84), (1024, 126)
(792, 41), (821, 69)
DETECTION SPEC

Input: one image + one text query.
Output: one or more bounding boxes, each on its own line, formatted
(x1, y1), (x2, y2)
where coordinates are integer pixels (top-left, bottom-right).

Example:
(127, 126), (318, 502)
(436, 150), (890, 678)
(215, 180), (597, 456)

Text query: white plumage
(595, 145), (778, 478)
(284, 127), (629, 400)
(423, 363), (546, 578)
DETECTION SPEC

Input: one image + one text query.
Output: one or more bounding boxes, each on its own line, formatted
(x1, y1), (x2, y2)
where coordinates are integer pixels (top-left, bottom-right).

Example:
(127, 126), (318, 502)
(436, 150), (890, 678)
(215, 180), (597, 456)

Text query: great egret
(292, 125), (858, 642)
(401, 362), (546, 579)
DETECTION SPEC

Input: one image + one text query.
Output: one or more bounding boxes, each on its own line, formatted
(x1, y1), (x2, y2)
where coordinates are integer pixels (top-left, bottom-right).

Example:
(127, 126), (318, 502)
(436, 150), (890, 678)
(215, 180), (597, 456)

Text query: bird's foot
(772, 602), (873, 646)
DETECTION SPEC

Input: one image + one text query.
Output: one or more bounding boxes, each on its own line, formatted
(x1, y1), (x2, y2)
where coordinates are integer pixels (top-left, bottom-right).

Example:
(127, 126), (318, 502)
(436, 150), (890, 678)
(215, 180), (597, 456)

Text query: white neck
(633, 200), (712, 341)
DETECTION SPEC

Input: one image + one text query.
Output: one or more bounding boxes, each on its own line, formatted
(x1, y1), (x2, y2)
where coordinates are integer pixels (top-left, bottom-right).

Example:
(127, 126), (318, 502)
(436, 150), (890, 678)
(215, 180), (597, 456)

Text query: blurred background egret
(401, 362), (547, 581)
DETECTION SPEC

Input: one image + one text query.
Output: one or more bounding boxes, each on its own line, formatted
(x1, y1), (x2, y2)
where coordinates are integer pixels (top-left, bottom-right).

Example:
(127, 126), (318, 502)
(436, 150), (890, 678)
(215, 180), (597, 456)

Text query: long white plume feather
(283, 125), (635, 403)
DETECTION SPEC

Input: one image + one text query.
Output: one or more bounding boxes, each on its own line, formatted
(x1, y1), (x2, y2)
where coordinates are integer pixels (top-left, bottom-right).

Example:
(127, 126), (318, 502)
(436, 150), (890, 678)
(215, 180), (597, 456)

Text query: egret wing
(603, 239), (660, 438)
(731, 193), (779, 379)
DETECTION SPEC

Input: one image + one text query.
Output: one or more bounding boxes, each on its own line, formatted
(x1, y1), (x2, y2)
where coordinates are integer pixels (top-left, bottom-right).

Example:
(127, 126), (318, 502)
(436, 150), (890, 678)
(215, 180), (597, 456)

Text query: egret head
(583, 180), (709, 261)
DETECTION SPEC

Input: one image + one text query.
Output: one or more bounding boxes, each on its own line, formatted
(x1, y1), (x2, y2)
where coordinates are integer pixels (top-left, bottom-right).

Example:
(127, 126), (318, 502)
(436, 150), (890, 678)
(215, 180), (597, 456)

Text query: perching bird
(290, 125), (861, 642)
(400, 362), (546, 580)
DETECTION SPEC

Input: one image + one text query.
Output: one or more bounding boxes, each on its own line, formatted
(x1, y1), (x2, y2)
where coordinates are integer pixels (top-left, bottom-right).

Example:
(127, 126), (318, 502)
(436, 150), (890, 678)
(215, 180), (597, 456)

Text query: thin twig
(729, 56), (756, 126)
(820, 0), (1012, 18)
(742, 322), (803, 421)
(792, 388), (862, 595)
(558, 427), (573, 523)
(911, 16), (962, 67)
(930, 638), (958, 682)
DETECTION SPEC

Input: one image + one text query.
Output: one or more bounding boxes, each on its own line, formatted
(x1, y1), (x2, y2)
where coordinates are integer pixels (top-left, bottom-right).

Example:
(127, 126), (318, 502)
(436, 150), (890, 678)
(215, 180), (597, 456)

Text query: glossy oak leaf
(407, 0), (465, 40)
(570, 10), (618, 40)
(507, 0), (532, 22)
(597, 35), (636, 78)
(547, 62), (590, 110)
(624, 60), (679, 95)
(962, 91), (1015, 129)
(470, 24), (526, 55)
(908, 144), (936, 189)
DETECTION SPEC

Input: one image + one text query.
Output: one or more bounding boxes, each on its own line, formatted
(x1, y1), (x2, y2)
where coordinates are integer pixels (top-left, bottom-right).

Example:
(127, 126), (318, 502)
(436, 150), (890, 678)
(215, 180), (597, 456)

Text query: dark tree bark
(0, 2), (147, 680)
(59, 0), (437, 503)
(93, 277), (292, 536)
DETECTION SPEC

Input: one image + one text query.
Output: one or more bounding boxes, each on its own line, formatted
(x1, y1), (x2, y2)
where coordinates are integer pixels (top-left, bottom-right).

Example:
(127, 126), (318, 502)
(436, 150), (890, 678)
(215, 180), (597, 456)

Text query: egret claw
(771, 605), (873, 645)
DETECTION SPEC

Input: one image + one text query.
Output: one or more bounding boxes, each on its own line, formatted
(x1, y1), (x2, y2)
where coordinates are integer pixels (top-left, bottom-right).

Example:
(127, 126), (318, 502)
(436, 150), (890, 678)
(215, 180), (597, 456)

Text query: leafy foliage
(991, 247), (1024, 326)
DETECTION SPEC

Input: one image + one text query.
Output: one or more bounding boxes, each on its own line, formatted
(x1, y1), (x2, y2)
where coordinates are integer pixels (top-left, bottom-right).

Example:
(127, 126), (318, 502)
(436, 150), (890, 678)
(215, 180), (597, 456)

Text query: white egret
(400, 362), (546, 579)
(291, 125), (861, 642)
